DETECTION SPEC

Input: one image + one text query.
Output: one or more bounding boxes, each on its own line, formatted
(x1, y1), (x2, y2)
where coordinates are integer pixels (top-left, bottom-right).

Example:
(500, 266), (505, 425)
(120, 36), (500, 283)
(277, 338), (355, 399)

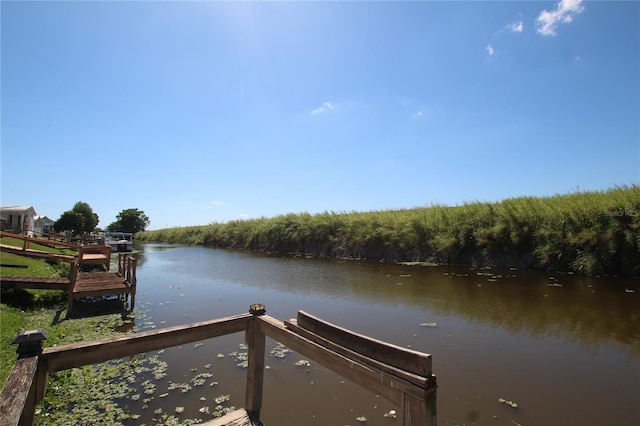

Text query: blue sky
(1, 1), (638, 229)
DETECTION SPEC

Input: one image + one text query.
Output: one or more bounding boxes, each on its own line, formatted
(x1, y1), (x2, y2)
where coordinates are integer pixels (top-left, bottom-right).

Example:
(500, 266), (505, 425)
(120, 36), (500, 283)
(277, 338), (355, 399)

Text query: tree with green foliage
(107, 208), (150, 234)
(53, 201), (99, 235)
(53, 211), (85, 235)
(72, 201), (99, 233)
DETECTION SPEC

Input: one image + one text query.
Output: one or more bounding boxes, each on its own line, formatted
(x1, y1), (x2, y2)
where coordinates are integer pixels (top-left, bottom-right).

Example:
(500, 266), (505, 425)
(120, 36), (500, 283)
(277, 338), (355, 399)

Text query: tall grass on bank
(137, 185), (640, 276)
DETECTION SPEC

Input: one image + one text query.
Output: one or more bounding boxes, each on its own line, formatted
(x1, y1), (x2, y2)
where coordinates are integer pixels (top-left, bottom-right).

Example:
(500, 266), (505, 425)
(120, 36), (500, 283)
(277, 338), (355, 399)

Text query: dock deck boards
(0, 273), (131, 296)
(1, 270), (135, 312)
(201, 409), (257, 426)
(0, 276), (69, 291)
(73, 272), (132, 297)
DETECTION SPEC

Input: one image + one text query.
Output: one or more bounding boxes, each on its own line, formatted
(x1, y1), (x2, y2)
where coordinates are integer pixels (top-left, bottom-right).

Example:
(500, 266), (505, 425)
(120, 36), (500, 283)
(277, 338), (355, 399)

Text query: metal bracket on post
(12, 329), (48, 359)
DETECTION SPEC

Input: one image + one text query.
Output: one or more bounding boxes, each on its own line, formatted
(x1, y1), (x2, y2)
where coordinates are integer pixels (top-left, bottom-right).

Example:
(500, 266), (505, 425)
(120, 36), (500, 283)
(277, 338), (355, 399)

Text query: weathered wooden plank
(402, 392), (436, 426)
(0, 244), (74, 262)
(257, 315), (428, 405)
(296, 311), (432, 377)
(42, 314), (252, 372)
(200, 408), (253, 426)
(0, 231), (80, 249)
(0, 356), (38, 426)
(244, 317), (266, 417)
(0, 276), (69, 291)
(285, 319), (430, 388)
(79, 254), (109, 262)
(70, 272), (132, 302)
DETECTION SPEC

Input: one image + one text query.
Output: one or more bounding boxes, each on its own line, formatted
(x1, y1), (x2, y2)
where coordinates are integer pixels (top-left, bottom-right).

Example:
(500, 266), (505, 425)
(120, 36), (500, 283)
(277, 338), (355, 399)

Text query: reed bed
(137, 185), (640, 276)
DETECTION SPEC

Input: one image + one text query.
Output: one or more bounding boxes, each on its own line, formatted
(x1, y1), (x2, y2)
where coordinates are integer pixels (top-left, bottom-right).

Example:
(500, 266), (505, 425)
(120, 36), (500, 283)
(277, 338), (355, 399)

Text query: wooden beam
(244, 316), (266, 417)
(257, 314), (429, 406)
(285, 319), (430, 389)
(201, 408), (253, 426)
(0, 231), (80, 249)
(0, 356), (38, 426)
(0, 244), (74, 262)
(401, 392), (437, 426)
(42, 314), (252, 372)
(0, 277), (69, 291)
(296, 311), (432, 377)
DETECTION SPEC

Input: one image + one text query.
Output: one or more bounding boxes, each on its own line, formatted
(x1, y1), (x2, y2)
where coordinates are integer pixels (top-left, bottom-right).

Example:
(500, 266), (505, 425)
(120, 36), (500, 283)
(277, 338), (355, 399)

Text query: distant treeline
(137, 185), (640, 276)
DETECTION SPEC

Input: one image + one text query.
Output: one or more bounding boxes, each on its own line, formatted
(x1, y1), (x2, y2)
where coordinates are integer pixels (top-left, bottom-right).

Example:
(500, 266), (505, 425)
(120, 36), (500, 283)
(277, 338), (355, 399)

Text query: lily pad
(498, 397), (519, 408)
(383, 409), (397, 418)
(214, 394), (231, 404)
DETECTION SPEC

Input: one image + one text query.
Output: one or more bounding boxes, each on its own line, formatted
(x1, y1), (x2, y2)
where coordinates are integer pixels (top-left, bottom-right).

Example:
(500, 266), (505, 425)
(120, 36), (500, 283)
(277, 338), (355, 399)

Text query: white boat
(103, 232), (134, 252)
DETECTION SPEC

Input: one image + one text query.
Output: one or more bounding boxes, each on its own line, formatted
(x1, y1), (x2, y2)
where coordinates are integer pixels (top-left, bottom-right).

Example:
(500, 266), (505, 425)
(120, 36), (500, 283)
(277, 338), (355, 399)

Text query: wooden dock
(0, 232), (111, 269)
(0, 253), (137, 313)
(0, 276), (69, 291)
(0, 305), (437, 426)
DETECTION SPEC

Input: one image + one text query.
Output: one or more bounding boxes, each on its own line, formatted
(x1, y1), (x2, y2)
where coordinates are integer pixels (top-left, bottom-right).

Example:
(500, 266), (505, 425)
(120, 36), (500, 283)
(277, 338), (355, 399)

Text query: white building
(0, 206), (37, 236)
(34, 215), (55, 236)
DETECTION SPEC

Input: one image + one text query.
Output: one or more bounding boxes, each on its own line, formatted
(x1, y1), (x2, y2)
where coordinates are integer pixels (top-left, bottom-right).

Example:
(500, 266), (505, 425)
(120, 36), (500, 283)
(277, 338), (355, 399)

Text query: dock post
(0, 330), (48, 426)
(400, 374), (437, 426)
(245, 304), (266, 422)
(67, 259), (79, 315)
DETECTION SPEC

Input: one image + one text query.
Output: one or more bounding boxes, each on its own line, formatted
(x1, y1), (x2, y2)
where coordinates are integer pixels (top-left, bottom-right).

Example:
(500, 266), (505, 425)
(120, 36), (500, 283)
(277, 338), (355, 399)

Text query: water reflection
(128, 244), (639, 426)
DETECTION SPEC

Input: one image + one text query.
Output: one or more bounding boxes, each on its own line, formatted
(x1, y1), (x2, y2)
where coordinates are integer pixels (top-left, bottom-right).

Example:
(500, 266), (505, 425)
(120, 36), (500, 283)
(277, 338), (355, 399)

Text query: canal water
(123, 243), (639, 425)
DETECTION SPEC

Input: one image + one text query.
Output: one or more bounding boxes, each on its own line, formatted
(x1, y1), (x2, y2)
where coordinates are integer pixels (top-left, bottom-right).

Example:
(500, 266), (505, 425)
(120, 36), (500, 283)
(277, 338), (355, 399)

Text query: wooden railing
(116, 252), (137, 285)
(78, 244), (112, 270)
(0, 231), (81, 251)
(0, 305), (436, 426)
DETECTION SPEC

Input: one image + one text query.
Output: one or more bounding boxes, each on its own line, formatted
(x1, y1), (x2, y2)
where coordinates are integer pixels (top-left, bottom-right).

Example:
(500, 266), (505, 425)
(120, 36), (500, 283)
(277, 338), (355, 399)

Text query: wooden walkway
(0, 253), (137, 313)
(202, 408), (256, 426)
(0, 276), (69, 291)
(68, 271), (135, 312)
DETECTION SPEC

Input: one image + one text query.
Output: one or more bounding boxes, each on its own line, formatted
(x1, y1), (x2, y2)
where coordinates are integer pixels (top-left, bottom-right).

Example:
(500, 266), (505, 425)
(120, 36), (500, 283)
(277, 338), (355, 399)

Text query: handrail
(42, 314), (251, 372)
(0, 357), (39, 426)
(0, 307), (436, 426)
(0, 330), (48, 426)
(0, 231), (81, 250)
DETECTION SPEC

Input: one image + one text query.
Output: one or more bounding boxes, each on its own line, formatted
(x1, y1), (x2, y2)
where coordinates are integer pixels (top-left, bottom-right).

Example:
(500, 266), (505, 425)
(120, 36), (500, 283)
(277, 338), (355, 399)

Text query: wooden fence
(0, 305), (436, 426)
(0, 231), (81, 251)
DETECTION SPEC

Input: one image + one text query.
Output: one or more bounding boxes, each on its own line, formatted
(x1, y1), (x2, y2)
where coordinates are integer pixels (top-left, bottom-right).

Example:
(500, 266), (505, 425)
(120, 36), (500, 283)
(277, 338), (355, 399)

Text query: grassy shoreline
(137, 185), (640, 277)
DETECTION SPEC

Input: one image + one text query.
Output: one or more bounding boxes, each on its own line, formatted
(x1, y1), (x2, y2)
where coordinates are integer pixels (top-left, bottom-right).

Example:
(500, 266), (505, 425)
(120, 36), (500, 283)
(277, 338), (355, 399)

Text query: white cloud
(536, 0), (585, 36)
(311, 102), (335, 115)
(486, 44), (495, 56)
(413, 111), (424, 119)
(507, 20), (524, 33)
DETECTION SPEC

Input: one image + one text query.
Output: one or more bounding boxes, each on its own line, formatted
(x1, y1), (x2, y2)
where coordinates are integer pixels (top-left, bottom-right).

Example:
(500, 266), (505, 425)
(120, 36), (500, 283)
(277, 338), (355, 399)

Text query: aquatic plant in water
(499, 397), (519, 408)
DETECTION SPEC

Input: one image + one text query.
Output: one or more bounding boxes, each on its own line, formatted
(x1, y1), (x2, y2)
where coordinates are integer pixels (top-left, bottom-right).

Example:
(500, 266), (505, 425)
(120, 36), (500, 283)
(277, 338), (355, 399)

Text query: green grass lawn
(1, 250), (75, 386)
(0, 252), (69, 277)
(0, 245), (142, 424)
(0, 303), (26, 386)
